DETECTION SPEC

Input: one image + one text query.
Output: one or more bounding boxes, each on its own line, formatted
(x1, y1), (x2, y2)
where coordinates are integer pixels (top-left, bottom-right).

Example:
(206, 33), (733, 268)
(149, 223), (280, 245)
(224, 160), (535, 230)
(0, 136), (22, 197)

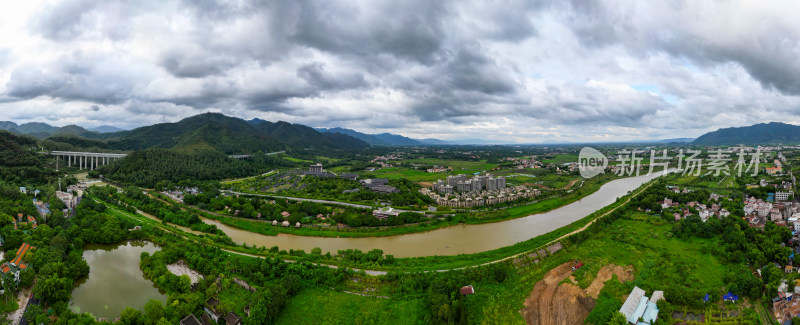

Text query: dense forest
(99, 149), (265, 187)
(0, 130), (55, 185)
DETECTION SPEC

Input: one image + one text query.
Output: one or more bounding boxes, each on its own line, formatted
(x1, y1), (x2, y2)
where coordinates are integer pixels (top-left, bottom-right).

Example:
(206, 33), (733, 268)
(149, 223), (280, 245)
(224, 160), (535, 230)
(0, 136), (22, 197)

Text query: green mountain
(73, 113), (369, 153)
(0, 130), (51, 184)
(692, 122), (800, 145)
(251, 120), (368, 149)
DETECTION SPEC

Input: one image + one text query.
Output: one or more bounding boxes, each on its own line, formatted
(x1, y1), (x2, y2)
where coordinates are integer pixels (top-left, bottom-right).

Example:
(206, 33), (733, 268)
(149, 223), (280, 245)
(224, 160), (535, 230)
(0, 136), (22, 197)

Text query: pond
(70, 241), (166, 320)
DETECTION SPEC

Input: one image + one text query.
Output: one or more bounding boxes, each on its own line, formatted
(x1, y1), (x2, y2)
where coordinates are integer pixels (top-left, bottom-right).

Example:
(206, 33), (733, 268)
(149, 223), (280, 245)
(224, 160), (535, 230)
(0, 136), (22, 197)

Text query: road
(105, 177), (655, 276)
(222, 190), (392, 210)
(102, 201), (388, 276)
(220, 170), (276, 184)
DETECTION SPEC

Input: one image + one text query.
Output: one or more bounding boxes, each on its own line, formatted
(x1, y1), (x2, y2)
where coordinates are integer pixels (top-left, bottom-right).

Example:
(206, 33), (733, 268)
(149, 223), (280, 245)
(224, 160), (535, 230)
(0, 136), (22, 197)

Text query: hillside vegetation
(0, 130), (52, 184)
(693, 122), (800, 145)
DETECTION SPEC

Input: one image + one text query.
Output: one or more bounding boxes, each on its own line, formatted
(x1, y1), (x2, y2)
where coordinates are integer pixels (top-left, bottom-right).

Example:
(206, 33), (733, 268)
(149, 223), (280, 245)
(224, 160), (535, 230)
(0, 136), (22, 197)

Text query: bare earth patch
(520, 263), (634, 325)
(167, 260), (204, 285)
(7, 287), (30, 325)
(585, 264), (634, 299)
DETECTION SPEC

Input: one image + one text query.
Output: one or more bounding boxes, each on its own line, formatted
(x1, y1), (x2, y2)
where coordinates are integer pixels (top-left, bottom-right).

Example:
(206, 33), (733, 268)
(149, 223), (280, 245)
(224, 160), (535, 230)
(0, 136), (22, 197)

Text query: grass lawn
(371, 158), (499, 181)
(369, 167), (444, 182)
(275, 288), (426, 325)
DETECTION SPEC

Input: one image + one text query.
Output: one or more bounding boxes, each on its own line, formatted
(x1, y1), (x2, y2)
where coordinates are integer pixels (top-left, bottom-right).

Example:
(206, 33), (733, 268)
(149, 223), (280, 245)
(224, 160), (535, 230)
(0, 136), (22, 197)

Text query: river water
(70, 241), (166, 320)
(199, 172), (666, 258)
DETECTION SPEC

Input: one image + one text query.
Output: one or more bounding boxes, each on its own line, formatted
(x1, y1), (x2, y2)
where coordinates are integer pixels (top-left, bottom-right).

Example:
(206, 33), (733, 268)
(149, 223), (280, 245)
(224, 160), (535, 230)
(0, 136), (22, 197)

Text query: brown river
(197, 172), (667, 258)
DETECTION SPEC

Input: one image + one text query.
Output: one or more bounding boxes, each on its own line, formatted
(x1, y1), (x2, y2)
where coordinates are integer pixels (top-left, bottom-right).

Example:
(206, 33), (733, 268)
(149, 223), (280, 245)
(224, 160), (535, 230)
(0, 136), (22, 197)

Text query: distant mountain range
(0, 121), (92, 138)
(657, 138), (694, 144)
(316, 127), (425, 146)
(692, 122), (800, 145)
(1, 113), (370, 154)
(90, 125), (126, 133)
(315, 127), (500, 145)
(25, 114), (800, 151)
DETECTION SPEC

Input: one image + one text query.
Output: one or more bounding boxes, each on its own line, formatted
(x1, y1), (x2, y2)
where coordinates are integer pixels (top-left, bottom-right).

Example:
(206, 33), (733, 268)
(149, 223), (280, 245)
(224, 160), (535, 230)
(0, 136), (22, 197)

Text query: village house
(179, 314), (203, 325)
(619, 286), (664, 324)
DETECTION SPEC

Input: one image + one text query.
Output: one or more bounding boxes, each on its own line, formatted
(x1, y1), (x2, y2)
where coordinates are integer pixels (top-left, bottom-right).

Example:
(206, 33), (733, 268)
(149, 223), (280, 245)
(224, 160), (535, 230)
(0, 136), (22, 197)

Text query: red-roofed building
(27, 215), (37, 229)
(11, 243), (34, 267)
(0, 243), (34, 285)
(460, 285), (475, 295)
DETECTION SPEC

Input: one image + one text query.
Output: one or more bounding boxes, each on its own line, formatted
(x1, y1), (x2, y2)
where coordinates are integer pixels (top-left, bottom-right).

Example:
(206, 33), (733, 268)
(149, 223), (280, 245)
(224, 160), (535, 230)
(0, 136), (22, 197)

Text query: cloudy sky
(1, 1), (799, 143)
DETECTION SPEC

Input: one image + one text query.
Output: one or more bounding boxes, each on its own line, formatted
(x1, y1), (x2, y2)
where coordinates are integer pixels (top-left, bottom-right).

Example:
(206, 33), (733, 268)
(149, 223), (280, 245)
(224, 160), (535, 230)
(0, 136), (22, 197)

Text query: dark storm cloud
(291, 1), (448, 64)
(5, 55), (139, 105)
(159, 51), (237, 79)
(33, 0), (100, 41)
(297, 63), (367, 89)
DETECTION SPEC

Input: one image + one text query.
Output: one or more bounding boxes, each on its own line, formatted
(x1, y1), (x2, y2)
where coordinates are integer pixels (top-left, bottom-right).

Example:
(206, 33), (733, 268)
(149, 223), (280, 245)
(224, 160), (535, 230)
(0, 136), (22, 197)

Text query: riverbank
(92, 173), (661, 272)
(185, 173), (616, 238)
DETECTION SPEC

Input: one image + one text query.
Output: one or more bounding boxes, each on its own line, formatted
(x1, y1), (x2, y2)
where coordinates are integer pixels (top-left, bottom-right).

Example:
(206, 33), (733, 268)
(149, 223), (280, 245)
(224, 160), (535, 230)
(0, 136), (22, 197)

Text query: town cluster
(420, 186), (539, 208)
(659, 186), (731, 222)
(432, 174), (508, 194)
(503, 156), (542, 169)
(369, 154), (401, 168)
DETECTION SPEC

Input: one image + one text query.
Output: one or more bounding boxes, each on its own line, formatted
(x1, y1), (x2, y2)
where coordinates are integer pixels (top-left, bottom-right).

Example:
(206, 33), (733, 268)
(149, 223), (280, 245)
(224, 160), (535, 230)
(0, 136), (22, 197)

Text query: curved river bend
(201, 172), (665, 258)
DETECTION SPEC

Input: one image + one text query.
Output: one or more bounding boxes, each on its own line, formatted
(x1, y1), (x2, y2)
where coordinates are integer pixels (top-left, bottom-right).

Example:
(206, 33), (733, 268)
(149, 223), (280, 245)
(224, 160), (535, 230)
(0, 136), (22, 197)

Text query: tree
(120, 307), (144, 325)
(144, 299), (166, 325)
(609, 312), (628, 325)
(178, 274), (192, 293)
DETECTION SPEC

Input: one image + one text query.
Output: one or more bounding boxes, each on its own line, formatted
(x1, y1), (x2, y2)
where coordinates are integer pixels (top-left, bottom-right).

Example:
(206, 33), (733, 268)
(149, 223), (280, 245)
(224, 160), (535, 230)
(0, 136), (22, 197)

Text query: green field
(367, 167), (444, 182)
(371, 158), (499, 182)
(276, 288), (425, 324)
(469, 214), (735, 324)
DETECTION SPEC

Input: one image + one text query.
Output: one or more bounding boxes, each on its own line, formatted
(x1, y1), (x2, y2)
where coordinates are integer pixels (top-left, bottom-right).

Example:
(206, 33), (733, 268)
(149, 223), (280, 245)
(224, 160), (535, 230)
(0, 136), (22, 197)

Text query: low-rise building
(373, 207), (399, 219)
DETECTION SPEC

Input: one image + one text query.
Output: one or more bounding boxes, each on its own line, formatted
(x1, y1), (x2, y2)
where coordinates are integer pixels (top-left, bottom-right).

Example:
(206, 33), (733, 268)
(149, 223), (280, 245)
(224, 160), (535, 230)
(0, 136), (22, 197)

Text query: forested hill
(71, 113), (369, 153)
(692, 122), (800, 145)
(99, 148), (261, 187)
(0, 130), (52, 184)
(250, 119), (369, 149)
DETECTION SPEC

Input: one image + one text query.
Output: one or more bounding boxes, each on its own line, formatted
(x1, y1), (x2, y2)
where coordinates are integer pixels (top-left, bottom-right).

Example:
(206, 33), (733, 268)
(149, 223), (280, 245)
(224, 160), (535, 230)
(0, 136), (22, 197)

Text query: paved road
(103, 201), (388, 276)
(222, 190), (386, 210)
